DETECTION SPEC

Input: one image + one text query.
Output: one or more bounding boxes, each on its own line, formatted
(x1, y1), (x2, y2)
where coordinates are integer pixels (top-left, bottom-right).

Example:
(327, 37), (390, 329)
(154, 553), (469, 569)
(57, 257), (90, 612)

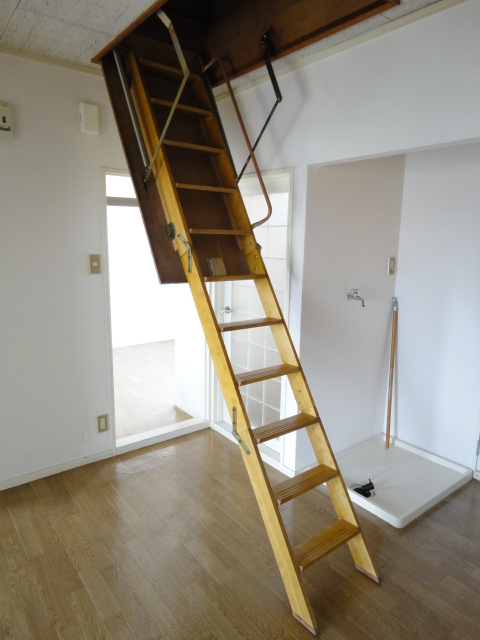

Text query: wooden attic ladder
(107, 11), (380, 636)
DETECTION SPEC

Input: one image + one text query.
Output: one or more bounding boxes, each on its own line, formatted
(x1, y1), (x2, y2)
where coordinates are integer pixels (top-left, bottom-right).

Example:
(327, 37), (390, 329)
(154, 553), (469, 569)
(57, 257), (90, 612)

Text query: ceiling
(0, 1), (443, 73)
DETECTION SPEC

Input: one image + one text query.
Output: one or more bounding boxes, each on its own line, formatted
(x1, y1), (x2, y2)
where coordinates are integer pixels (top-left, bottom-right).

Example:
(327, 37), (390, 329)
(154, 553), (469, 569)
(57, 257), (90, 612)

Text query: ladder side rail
(179, 252), (319, 631)
(127, 52), (189, 251)
(247, 249), (381, 581)
(128, 52), (320, 633)
(123, 28), (381, 632)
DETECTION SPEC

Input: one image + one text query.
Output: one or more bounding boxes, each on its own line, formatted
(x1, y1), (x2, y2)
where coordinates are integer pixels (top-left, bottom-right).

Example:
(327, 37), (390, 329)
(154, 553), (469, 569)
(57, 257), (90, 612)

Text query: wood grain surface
(0, 429), (478, 639)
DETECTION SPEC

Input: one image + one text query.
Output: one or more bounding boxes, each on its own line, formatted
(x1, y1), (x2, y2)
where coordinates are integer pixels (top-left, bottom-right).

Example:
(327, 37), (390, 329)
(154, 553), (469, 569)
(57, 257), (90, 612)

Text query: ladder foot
(292, 611), (319, 636)
(355, 565), (382, 584)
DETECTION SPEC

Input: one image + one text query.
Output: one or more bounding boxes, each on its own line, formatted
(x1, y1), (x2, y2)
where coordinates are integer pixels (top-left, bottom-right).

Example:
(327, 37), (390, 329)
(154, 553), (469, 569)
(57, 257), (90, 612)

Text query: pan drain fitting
(353, 479), (375, 498)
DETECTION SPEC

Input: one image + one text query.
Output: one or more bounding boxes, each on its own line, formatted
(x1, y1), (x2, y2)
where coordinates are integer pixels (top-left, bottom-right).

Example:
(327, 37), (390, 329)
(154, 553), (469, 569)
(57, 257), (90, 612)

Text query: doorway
(104, 170), (205, 446)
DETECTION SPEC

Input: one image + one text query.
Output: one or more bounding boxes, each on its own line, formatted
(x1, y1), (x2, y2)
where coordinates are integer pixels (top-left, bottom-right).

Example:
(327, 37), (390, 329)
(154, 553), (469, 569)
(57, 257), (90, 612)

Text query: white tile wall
(247, 326), (265, 347)
(264, 258), (286, 293)
(247, 342), (265, 370)
(246, 396), (263, 428)
(246, 379), (263, 403)
(264, 380), (281, 408)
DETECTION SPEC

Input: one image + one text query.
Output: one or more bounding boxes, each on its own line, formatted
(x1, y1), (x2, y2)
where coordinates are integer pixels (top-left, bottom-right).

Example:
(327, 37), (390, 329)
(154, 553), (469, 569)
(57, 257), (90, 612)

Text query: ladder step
(175, 183), (237, 194)
(294, 520), (359, 571)
(236, 364), (299, 387)
(164, 140), (224, 154)
(218, 317), (283, 333)
(273, 465), (338, 505)
(151, 98), (211, 117)
(204, 274), (266, 282)
(252, 413), (319, 443)
(190, 229), (247, 235)
(140, 58), (200, 81)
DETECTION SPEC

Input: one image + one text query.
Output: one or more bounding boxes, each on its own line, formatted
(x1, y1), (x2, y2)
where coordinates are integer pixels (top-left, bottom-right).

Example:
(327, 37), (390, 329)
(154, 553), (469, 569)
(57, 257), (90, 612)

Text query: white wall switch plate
(97, 414), (108, 433)
(79, 102), (99, 135)
(0, 103), (13, 139)
(388, 256), (396, 275)
(89, 254), (101, 274)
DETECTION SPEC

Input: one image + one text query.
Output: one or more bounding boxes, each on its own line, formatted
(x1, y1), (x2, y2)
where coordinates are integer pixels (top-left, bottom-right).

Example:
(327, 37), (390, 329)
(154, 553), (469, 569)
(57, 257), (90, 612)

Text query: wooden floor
(113, 341), (191, 440)
(0, 429), (479, 640)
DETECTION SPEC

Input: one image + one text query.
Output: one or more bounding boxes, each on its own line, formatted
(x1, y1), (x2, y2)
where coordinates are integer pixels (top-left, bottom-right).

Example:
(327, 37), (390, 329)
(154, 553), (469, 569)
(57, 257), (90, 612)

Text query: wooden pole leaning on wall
(386, 297), (398, 449)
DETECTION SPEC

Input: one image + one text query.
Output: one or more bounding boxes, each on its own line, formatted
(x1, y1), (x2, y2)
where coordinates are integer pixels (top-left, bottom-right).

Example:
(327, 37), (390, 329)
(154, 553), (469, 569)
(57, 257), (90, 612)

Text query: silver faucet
(346, 289), (365, 307)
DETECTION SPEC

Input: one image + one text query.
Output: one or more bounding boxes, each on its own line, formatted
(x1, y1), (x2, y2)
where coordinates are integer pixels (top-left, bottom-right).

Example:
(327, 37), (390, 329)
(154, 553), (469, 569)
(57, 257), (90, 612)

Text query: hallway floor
(113, 340), (191, 440)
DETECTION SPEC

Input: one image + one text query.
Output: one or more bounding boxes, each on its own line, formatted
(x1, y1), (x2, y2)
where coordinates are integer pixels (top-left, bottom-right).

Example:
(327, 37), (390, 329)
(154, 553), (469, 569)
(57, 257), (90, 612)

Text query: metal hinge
(177, 233), (192, 273)
(232, 407), (250, 455)
(164, 222), (176, 241)
(476, 437), (480, 458)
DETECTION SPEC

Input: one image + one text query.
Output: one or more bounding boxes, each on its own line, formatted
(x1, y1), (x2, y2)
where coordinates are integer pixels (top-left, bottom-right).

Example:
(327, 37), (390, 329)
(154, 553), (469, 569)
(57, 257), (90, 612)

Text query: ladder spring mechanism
(177, 233), (192, 273)
(232, 407), (250, 454)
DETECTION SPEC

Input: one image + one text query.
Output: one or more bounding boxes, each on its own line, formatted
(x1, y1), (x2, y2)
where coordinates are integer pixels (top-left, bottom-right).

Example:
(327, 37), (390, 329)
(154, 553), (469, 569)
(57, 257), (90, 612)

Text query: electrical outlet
(97, 414), (108, 433)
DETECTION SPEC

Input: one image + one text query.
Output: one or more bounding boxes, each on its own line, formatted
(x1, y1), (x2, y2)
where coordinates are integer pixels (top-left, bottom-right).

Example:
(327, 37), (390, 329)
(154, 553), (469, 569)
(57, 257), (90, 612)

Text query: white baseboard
(116, 418), (208, 455)
(1, 419), (209, 491)
(0, 450), (114, 491)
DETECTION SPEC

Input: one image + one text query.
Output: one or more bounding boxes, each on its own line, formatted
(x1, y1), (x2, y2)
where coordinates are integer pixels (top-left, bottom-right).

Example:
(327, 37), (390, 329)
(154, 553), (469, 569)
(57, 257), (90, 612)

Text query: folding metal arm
(144, 9), (190, 185)
(237, 28), (283, 182)
(113, 10), (189, 188)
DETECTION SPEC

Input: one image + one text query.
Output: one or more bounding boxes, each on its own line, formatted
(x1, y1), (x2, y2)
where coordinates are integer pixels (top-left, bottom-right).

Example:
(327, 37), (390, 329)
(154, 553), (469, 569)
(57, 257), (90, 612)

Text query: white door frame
(474, 420), (480, 481)
(102, 168), (208, 457)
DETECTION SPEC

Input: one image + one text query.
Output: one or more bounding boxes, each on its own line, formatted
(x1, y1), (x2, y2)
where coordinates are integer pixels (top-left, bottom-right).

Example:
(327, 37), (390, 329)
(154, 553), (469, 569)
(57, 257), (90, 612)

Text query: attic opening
(93, 0), (401, 86)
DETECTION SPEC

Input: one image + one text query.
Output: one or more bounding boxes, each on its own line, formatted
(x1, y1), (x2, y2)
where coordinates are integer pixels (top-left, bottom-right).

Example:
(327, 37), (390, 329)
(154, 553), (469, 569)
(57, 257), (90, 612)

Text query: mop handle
(386, 297), (398, 449)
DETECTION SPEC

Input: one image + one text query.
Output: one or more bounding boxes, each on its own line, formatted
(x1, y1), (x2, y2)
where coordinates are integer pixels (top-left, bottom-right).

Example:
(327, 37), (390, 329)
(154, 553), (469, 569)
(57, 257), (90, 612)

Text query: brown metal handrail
(201, 57), (272, 229)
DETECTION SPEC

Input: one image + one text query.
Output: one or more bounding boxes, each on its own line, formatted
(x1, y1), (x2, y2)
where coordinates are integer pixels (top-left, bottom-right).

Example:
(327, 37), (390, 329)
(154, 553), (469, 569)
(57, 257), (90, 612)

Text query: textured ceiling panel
(18, 0), (154, 36)
(381, 0), (442, 20)
(0, 0), (19, 38)
(0, 0), (445, 71)
(2, 8), (111, 65)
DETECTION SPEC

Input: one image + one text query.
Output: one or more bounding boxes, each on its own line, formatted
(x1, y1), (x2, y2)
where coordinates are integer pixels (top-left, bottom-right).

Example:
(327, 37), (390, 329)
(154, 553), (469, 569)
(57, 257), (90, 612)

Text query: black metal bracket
(164, 222), (176, 241)
(354, 479), (375, 499)
(237, 28), (283, 182)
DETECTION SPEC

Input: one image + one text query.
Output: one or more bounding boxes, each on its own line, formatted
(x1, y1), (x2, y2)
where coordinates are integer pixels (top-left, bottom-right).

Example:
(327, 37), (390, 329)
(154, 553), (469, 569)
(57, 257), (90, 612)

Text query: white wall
(394, 143), (480, 468)
(2, 0), (480, 485)
(220, 0), (480, 171)
(298, 156), (405, 467)
(107, 204), (189, 348)
(174, 286), (208, 419)
(216, 0), (480, 470)
(0, 54), (127, 484)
